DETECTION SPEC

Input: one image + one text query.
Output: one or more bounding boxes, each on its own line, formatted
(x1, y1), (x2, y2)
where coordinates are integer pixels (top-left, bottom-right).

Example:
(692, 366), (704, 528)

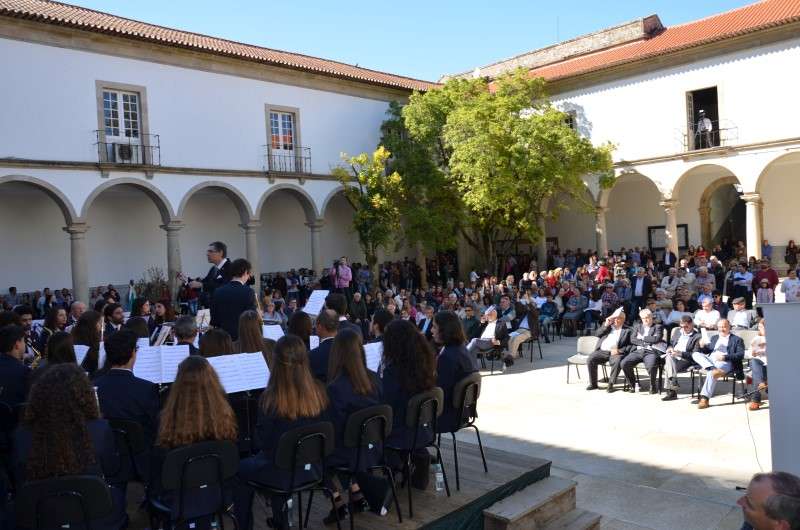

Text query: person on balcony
(696, 109), (713, 148)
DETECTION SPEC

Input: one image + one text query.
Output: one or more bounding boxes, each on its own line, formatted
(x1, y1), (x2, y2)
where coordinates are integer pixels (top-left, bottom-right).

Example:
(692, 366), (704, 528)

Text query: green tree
(332, 147), (404, 281)
(402, 68), (615, 272)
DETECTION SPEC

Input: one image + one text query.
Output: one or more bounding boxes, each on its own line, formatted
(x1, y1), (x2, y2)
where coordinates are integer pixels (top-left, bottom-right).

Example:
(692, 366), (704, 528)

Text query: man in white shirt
(466, 306), (509, 364)
(693, 299), (721, 330)
(696, 109), (713, 148)
(692, 319), (745, 409)
(585, 312), (631, 392)
(727, 297), (759, 330)
(779, 269), (800, 302)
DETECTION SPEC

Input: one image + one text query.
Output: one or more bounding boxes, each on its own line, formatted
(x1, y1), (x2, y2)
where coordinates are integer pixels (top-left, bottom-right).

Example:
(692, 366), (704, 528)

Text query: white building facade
(0, 0), (432, 300)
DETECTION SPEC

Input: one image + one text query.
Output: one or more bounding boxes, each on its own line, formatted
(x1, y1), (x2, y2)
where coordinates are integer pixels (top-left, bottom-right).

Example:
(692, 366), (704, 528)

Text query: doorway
(686, 87), (719, 150)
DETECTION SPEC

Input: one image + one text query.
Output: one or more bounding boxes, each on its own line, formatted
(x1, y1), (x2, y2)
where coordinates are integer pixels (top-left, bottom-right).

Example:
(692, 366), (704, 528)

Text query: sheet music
(98, 342), (106, 371)
(153, 324), (172, 346)
(208, 353), (269, 394)
(262, 325), (284, 341)
(364, 342), (383, 372)
(195, 309), (211, 329)
(310, 335), (320, 349)
(160, 344), (190, 383)
(133, 346), (163, 383)
(136, 338), (150, 349)
(302, 290), (329, 316)
(701, 328), (710, 344)
(74, 344), (90, 365)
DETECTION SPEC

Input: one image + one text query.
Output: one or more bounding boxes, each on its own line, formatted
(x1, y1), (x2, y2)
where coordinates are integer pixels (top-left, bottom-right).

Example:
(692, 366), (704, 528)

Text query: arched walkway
(257, 187), (318, 274)
(321, 191), (361, 266)
(755, 152), (800, 269)
(81, 177), (175, 224)
(545, 186), (597, 253)
(600, 172), (663, 252)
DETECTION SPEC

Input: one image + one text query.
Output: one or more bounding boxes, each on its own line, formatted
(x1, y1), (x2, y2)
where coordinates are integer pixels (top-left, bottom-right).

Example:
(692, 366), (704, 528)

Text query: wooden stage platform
(127, 441), (551, 530)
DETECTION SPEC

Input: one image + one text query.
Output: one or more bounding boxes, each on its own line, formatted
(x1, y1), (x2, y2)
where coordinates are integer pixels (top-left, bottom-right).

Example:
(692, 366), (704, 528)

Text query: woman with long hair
(153, 356), (238, 519)
(432, 311), (478, 434)
(71, 309), (102, 375)
(31, 331), (77, 385)
(131, 297), (155, 336)
(123, 316), (150, 340)
(199, 328), (234, 357)
(234, 335), (329, 529)
(151, 299), (175, 343)
(37, 307), (67, 355)
(12, 364), (125, 528)
(286, 310), (312, 350)
(324, 329), (383, 522)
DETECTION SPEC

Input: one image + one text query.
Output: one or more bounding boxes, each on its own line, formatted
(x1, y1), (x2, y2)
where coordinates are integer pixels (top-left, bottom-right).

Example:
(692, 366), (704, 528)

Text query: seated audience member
(349, 291), (369, 337)
(417, 305), (435, 342)
(779, 268), (800, 302)
(37, 307), (67, 354)
(539, 294), (559, 338)
(173, 315), (200, 355)
(66, 300), (87, 328)
(381, 319), (437, 490)
(583, 291), (603, 330)
(747, 319), (768, 411)
(0, 325), (31, 407)
(103, 302), (125, 338)
(153, 356), (238, 523)
(661, 315), (702, 401)
(286, 310), (312, 350)
(325, 329), (385, 523)
(728, 297), (759, 330)
(199, 328), (234, 357)
(562, 291), (588, 336)
(12, 364), (125, 529)
(755, 279), (774, 304)
(507, 302), (535, 358)
(460, 305), (481, 341)
(620, 309), (665, 394)
(692, 319), (744, 409)
(712, 291), (729, 319)
(94, 328), (160, 451)
(369, 308), (393, 344)
(235, 335), (329, 529)
(693, 298), (721, 330)
(309, 309), (339, 382)
(585, 312), (632, 392)
(466, 306), (510, 366)
(326, 293), (363, 338)
(262, 301), (286, 327)
(497, 295), (515, 323)
(433, 311), (479, 434)
(737, 471), (800, 530)
(72, 309), (103, 375)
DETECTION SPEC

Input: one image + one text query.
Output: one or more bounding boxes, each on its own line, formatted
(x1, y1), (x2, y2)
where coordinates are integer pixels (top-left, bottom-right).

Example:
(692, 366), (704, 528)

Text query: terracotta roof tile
(527, 0), (800, 82)
(0, 0), (438, 92)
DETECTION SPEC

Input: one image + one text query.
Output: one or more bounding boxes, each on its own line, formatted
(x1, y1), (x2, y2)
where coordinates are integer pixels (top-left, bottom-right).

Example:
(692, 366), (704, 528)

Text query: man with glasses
(661, 315), (701, 401)
(202, 241), (231, 307)
(460, 305), (481, 340)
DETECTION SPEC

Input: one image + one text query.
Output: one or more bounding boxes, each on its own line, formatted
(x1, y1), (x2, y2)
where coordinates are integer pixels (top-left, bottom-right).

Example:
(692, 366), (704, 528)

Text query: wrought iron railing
(681, 119), (738, 152)
(95, 131), (161, 165)
(264, 145), (311, 174)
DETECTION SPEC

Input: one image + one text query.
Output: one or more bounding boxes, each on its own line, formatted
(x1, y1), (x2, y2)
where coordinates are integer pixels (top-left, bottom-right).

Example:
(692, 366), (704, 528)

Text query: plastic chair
(443, 373), (487, 491)
(16, 475), (113, 530)
(566, 336), (601, 383)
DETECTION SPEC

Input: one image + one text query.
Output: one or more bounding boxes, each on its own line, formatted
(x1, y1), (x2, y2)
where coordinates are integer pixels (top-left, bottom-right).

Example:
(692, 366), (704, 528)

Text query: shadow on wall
(559, 101), (593, 139)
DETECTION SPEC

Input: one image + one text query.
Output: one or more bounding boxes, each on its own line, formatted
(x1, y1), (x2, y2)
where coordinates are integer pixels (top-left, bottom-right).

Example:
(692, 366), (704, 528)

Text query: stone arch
(597, 170), (663, 251)
(80, 177), (175, 224)
(697, 176), (741, 248)
(256, 183), (319, 222)
(319, 185), (355, 219)
(177, 181), (254, 224)
(670, 163), (742, 200)
(0, 174), (78, 225)
(597, 170), (661, 209)
(754, 151), (800, 192)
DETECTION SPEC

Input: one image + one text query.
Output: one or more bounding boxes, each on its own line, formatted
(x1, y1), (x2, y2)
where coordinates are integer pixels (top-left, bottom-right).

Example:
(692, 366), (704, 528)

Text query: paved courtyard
(467, 336), (770, 530)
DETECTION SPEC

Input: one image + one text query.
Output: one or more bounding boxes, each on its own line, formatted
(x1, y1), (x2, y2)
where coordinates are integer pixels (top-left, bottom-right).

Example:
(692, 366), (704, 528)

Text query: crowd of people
(1, 237), (799, 529)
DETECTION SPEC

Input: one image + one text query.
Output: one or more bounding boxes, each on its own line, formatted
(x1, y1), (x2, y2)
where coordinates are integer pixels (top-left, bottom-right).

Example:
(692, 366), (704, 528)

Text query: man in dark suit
(692, 318), (745, 409)
(628, 268), (652, 324)
(662, 250), (677, 271)
(210, 258), (256, 342)
(202, 241), (232, 307)
(324, 292), (362, 338)
(309, 309), (338, 382)
(173, 315), (200, 355)
(103, 302), (125, 338)
(0, 325), (31, 408)
(417, 305), (435, 342)
(661, 315), (702, 401)
(586, 311), (632, 392)
(94, 329), (160, 483)
(620, 309), (664, 394)
(368, 308), (393, 344)
(466, 306), (510, 365)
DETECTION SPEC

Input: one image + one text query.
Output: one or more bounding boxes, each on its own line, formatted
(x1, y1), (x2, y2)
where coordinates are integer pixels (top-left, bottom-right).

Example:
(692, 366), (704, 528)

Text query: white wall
(605, 177), (663, 250)
(258, 190), (312, 272)
(0, 38), (392, 172)
(180, 192), (246, 279)
(760, 162), (800, 245)
(546, 194), (596, 251)
(321, 193), (362, 266)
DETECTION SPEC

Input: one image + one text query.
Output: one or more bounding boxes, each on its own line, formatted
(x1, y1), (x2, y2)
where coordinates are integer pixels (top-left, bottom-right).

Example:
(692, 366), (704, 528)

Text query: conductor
(209, 258), (256, 341)
(202, 241), (231, 307)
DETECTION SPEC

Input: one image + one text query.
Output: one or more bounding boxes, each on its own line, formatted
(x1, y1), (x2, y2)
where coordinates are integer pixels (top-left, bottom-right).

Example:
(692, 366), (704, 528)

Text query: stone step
(541, 508), (602, 530)
(484, 476), (577, 530)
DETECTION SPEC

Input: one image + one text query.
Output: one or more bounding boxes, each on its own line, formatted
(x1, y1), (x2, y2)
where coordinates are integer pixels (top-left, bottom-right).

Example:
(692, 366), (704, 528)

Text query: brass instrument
(27, 337), (43, 369)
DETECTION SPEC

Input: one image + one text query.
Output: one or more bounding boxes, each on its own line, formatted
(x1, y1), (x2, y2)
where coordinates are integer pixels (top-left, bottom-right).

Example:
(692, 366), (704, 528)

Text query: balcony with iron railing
(95, 131), (161, 166)
(264, 145), (311, 174)
(679, 119), (739, 152)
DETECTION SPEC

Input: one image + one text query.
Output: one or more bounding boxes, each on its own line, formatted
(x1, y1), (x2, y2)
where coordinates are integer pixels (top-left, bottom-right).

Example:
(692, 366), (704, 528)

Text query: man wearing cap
(692, 319), (745, 409)
(467, 306), (510, 366)
(661, 315), (702, 401)
(585, 311), (632, 392)
(620, 309), (665, 394)
(696, 109), (713, 148)
(728, 297), (759, 330)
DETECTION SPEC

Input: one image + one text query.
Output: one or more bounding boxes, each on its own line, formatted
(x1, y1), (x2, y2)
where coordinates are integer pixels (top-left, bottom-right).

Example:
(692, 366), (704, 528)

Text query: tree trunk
(416, 242), (428, 289)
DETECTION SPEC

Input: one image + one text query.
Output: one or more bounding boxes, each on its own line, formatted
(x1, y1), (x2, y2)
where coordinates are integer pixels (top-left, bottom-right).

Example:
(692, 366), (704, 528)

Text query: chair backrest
(274, 421), (335, 472)
(161, 440), (239, 491)
(453, 372), (481, 429)
(405, 387), (444, 430)
(732, 329), (758, 347)
(16, 475), (112, 530)
(576, 336), (599, 355)
(229, 391), (261, 455)
(342, 404), (392, 449)
(108, 418), (146, 482)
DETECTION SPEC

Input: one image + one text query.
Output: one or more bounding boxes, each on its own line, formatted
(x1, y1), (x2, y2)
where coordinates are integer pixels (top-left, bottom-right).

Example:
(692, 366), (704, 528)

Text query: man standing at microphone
(330, 256), (352, 306)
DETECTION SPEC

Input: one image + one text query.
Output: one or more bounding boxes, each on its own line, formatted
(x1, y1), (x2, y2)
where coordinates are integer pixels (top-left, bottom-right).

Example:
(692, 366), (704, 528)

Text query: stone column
(742, 193), (763, 260)
(660, 199), (679, 257)
(160, 220), (184, 303)
(241, 220), (261, 295)
(305, 218), (325, 276)
(698, 206), (711, 248)
(594, 207), (608, 258)
(536, 215), (548, 268)
(64, 223), (90, 303)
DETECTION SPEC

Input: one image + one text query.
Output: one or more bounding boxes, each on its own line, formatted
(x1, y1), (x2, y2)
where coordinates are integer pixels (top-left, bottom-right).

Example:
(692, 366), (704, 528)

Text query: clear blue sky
(68, 0), (754, 81)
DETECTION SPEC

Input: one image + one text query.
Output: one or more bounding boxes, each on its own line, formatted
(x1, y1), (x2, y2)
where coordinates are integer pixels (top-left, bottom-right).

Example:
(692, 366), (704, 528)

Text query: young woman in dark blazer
(71, 309), (102, 375)
(432, 311), (479, 434)
(325, 328), (383, 522)
(12, 363), (125, 530)
(234, 334), (329, 529)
